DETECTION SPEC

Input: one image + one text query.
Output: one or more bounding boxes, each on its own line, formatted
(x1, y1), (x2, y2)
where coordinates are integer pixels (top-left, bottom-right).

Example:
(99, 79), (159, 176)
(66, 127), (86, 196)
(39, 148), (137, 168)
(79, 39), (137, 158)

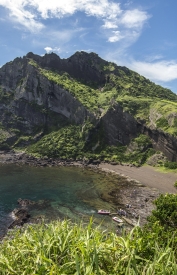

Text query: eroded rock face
(101, 104), (139, 145)
(0, 55), (95, 136)
(140, 124), (177, 162)
(26, 51), (107, 86)
(146, 153), (167, 166)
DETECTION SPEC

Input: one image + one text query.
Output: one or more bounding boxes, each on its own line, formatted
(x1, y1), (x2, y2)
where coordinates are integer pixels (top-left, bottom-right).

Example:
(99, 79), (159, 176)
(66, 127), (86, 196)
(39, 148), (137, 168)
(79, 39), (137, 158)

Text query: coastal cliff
(0, 51), (177, 164)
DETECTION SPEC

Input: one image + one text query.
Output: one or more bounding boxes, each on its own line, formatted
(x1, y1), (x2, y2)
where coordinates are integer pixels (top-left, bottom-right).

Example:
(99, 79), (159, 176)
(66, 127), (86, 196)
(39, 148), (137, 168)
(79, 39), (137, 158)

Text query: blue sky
(0, 0), (177, 93)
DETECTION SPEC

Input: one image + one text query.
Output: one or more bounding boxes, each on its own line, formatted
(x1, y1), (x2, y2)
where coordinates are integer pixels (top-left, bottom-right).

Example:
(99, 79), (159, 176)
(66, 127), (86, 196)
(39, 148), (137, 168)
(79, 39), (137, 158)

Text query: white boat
(112, 216), (123, 223)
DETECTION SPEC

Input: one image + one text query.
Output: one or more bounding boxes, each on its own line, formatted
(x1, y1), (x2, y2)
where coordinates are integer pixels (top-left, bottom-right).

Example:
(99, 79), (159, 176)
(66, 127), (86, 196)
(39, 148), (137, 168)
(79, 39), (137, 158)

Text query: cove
(0, 164), (130, 237)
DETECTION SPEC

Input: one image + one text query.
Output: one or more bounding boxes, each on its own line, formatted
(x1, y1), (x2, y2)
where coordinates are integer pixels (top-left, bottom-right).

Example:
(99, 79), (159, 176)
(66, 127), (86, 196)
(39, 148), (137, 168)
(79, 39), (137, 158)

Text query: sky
(0, 0), (177, 93)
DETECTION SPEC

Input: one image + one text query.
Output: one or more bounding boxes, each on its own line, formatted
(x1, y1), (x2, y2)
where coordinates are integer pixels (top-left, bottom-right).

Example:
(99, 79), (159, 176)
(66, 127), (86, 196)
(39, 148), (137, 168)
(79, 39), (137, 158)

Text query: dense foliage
(164, 161), (177, 170)
(0, 194), (177, 275)
(148, 194), (177, 228)
(27, 123), (155, 166)
(28, 124), (86, 159)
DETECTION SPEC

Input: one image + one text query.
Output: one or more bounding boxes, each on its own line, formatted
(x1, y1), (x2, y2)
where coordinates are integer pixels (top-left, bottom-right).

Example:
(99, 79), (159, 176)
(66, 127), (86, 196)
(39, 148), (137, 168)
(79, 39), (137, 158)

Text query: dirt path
(98, 164), (177, 194)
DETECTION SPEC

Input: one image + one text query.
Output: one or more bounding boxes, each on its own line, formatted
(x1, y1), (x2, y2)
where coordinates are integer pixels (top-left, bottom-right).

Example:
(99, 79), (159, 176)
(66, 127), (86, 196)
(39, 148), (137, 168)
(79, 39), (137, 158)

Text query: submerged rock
(17, 198), (35, 206)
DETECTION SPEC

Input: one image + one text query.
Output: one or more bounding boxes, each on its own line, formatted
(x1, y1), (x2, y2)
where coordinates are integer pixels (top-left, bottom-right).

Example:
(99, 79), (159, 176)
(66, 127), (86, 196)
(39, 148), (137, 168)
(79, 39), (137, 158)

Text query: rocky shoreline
(0, 150), (101, 168)
(0, 150), (169, 236)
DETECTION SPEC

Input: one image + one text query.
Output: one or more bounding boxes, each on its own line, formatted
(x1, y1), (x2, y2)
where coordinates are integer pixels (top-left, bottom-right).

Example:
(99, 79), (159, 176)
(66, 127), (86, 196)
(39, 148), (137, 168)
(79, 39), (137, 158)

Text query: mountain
(0, 51), (177, 165)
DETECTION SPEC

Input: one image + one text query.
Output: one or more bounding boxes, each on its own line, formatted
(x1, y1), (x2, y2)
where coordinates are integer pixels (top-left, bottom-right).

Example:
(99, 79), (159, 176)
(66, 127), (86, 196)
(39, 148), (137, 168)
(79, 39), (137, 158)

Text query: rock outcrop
(26, 51), (107, 86)
(101, 104), (139, 145)
(140, 124), (177, 162)
(8, 208), (30, 229)
(0, 53), (95, 138)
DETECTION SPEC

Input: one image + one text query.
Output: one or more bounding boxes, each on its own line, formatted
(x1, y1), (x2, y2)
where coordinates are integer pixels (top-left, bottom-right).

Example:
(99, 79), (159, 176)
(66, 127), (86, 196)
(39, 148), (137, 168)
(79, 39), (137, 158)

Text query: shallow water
(0, 164), (128, 236)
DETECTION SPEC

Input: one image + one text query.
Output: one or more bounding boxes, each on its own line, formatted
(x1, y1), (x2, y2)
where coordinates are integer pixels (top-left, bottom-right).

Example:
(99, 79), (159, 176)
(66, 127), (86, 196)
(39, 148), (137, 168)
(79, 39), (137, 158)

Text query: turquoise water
(0, 164), (125, 236)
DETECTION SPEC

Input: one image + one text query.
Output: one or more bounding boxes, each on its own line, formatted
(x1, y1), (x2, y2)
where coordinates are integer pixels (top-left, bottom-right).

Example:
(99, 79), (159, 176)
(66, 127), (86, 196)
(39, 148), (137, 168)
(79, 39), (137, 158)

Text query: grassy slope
(0, 216), (177, 275)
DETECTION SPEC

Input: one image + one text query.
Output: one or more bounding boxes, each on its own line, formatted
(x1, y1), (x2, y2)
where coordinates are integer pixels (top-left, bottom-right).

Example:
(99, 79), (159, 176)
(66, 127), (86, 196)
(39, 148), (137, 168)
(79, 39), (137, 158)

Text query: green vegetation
(148, 194), (177, 228)
(174, 181), (177, 188)
(28, 124), (86, 159)
(0, 130), (13, 150)
(28, 59), (177, 135)
(28, 123), (155, 166)
(116, 96), (152, 120)
(0, 194), (177, 274)
(29, 60), (99, 113)
(164, 161), (177, 170)
(1, 55), (177, 161)
(149, 100), (177, 135)
(13, 136), (32, 147)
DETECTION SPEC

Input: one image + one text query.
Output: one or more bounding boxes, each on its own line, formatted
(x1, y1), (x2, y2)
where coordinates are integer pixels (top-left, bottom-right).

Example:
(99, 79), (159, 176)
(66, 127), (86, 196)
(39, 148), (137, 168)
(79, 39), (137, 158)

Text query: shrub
(164, 161), (177, 169)
(147, 193), (177, 228)
(174, 181), (177, 188)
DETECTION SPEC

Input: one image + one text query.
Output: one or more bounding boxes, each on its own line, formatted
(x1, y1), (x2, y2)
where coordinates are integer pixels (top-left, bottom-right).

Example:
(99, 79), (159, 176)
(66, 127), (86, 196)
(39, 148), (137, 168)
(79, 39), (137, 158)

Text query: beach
(99, 163), (177, 194)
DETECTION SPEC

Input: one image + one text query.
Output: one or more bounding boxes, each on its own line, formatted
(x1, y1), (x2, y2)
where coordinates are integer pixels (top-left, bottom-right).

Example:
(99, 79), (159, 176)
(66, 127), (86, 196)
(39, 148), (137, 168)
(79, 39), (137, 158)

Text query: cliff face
(0, 56), (95, 138)
(0, 51), (177, 162)
(101, 104), (138, 145)
(140, 124), (177, 162)
(26, 51), (107, 86)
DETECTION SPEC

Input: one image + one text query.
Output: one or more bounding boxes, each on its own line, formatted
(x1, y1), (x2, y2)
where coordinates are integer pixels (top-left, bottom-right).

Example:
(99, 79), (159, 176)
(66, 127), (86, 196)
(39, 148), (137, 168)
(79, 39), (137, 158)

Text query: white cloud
(108, 28), (140, 45)
(105, 8), (149, 44)
(0, 0), (149, 40)
(130, 60), (177, 82)
(0, 0), (151, 59)
(0, 0), (122, 28)
(108, 31), (124, 42)
(121, 9), (150, 29)
(103, 20), (118, 29)
(44, 47), (53, 53)
(44, 46), (60, 54)
(0, 0), (44, 32)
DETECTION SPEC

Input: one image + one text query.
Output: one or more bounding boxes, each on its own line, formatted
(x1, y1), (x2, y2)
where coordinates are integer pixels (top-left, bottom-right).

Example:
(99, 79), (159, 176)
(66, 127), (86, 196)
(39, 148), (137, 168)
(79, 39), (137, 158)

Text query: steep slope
(0, 51), (177, 163)
(0, 54), (95, 149)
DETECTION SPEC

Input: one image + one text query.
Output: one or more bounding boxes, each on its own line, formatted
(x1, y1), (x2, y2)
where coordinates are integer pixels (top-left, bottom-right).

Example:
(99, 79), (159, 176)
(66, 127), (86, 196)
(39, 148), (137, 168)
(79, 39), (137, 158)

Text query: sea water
(0, 164), (125, 236)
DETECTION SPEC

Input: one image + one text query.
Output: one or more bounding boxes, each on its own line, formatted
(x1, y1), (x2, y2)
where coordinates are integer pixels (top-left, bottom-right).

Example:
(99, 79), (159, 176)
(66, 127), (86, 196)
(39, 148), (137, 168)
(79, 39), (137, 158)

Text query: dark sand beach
(99, 163), (177, 194)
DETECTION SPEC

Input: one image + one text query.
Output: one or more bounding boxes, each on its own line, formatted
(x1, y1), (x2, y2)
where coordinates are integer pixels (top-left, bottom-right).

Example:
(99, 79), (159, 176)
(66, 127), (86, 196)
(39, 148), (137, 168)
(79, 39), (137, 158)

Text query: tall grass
(0, 219), (177, 274)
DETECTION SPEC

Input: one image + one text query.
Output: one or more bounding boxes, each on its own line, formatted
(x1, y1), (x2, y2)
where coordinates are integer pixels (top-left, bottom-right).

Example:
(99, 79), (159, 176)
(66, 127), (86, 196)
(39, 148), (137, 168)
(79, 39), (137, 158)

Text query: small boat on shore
(112, 216), (123, 223)
(98, 209), (110, 215)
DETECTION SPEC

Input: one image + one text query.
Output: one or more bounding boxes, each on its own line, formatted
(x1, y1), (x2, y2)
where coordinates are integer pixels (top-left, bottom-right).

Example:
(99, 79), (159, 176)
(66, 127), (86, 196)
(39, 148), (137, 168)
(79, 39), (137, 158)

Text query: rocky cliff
(0, 54), (95, 139)
(140, 124), (177, 162)
(0, 51), (177, 163)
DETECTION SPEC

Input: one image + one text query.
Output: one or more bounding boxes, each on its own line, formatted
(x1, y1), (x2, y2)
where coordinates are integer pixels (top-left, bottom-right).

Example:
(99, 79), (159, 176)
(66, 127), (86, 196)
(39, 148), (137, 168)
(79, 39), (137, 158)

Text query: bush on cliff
(27, 124), (155, 166)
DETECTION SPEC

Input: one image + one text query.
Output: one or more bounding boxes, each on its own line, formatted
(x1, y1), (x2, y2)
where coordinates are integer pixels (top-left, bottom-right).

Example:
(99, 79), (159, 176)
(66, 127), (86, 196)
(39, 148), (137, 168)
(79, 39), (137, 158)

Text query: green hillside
(0, 52), (177, 165)
(29, 57), (177, 136)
